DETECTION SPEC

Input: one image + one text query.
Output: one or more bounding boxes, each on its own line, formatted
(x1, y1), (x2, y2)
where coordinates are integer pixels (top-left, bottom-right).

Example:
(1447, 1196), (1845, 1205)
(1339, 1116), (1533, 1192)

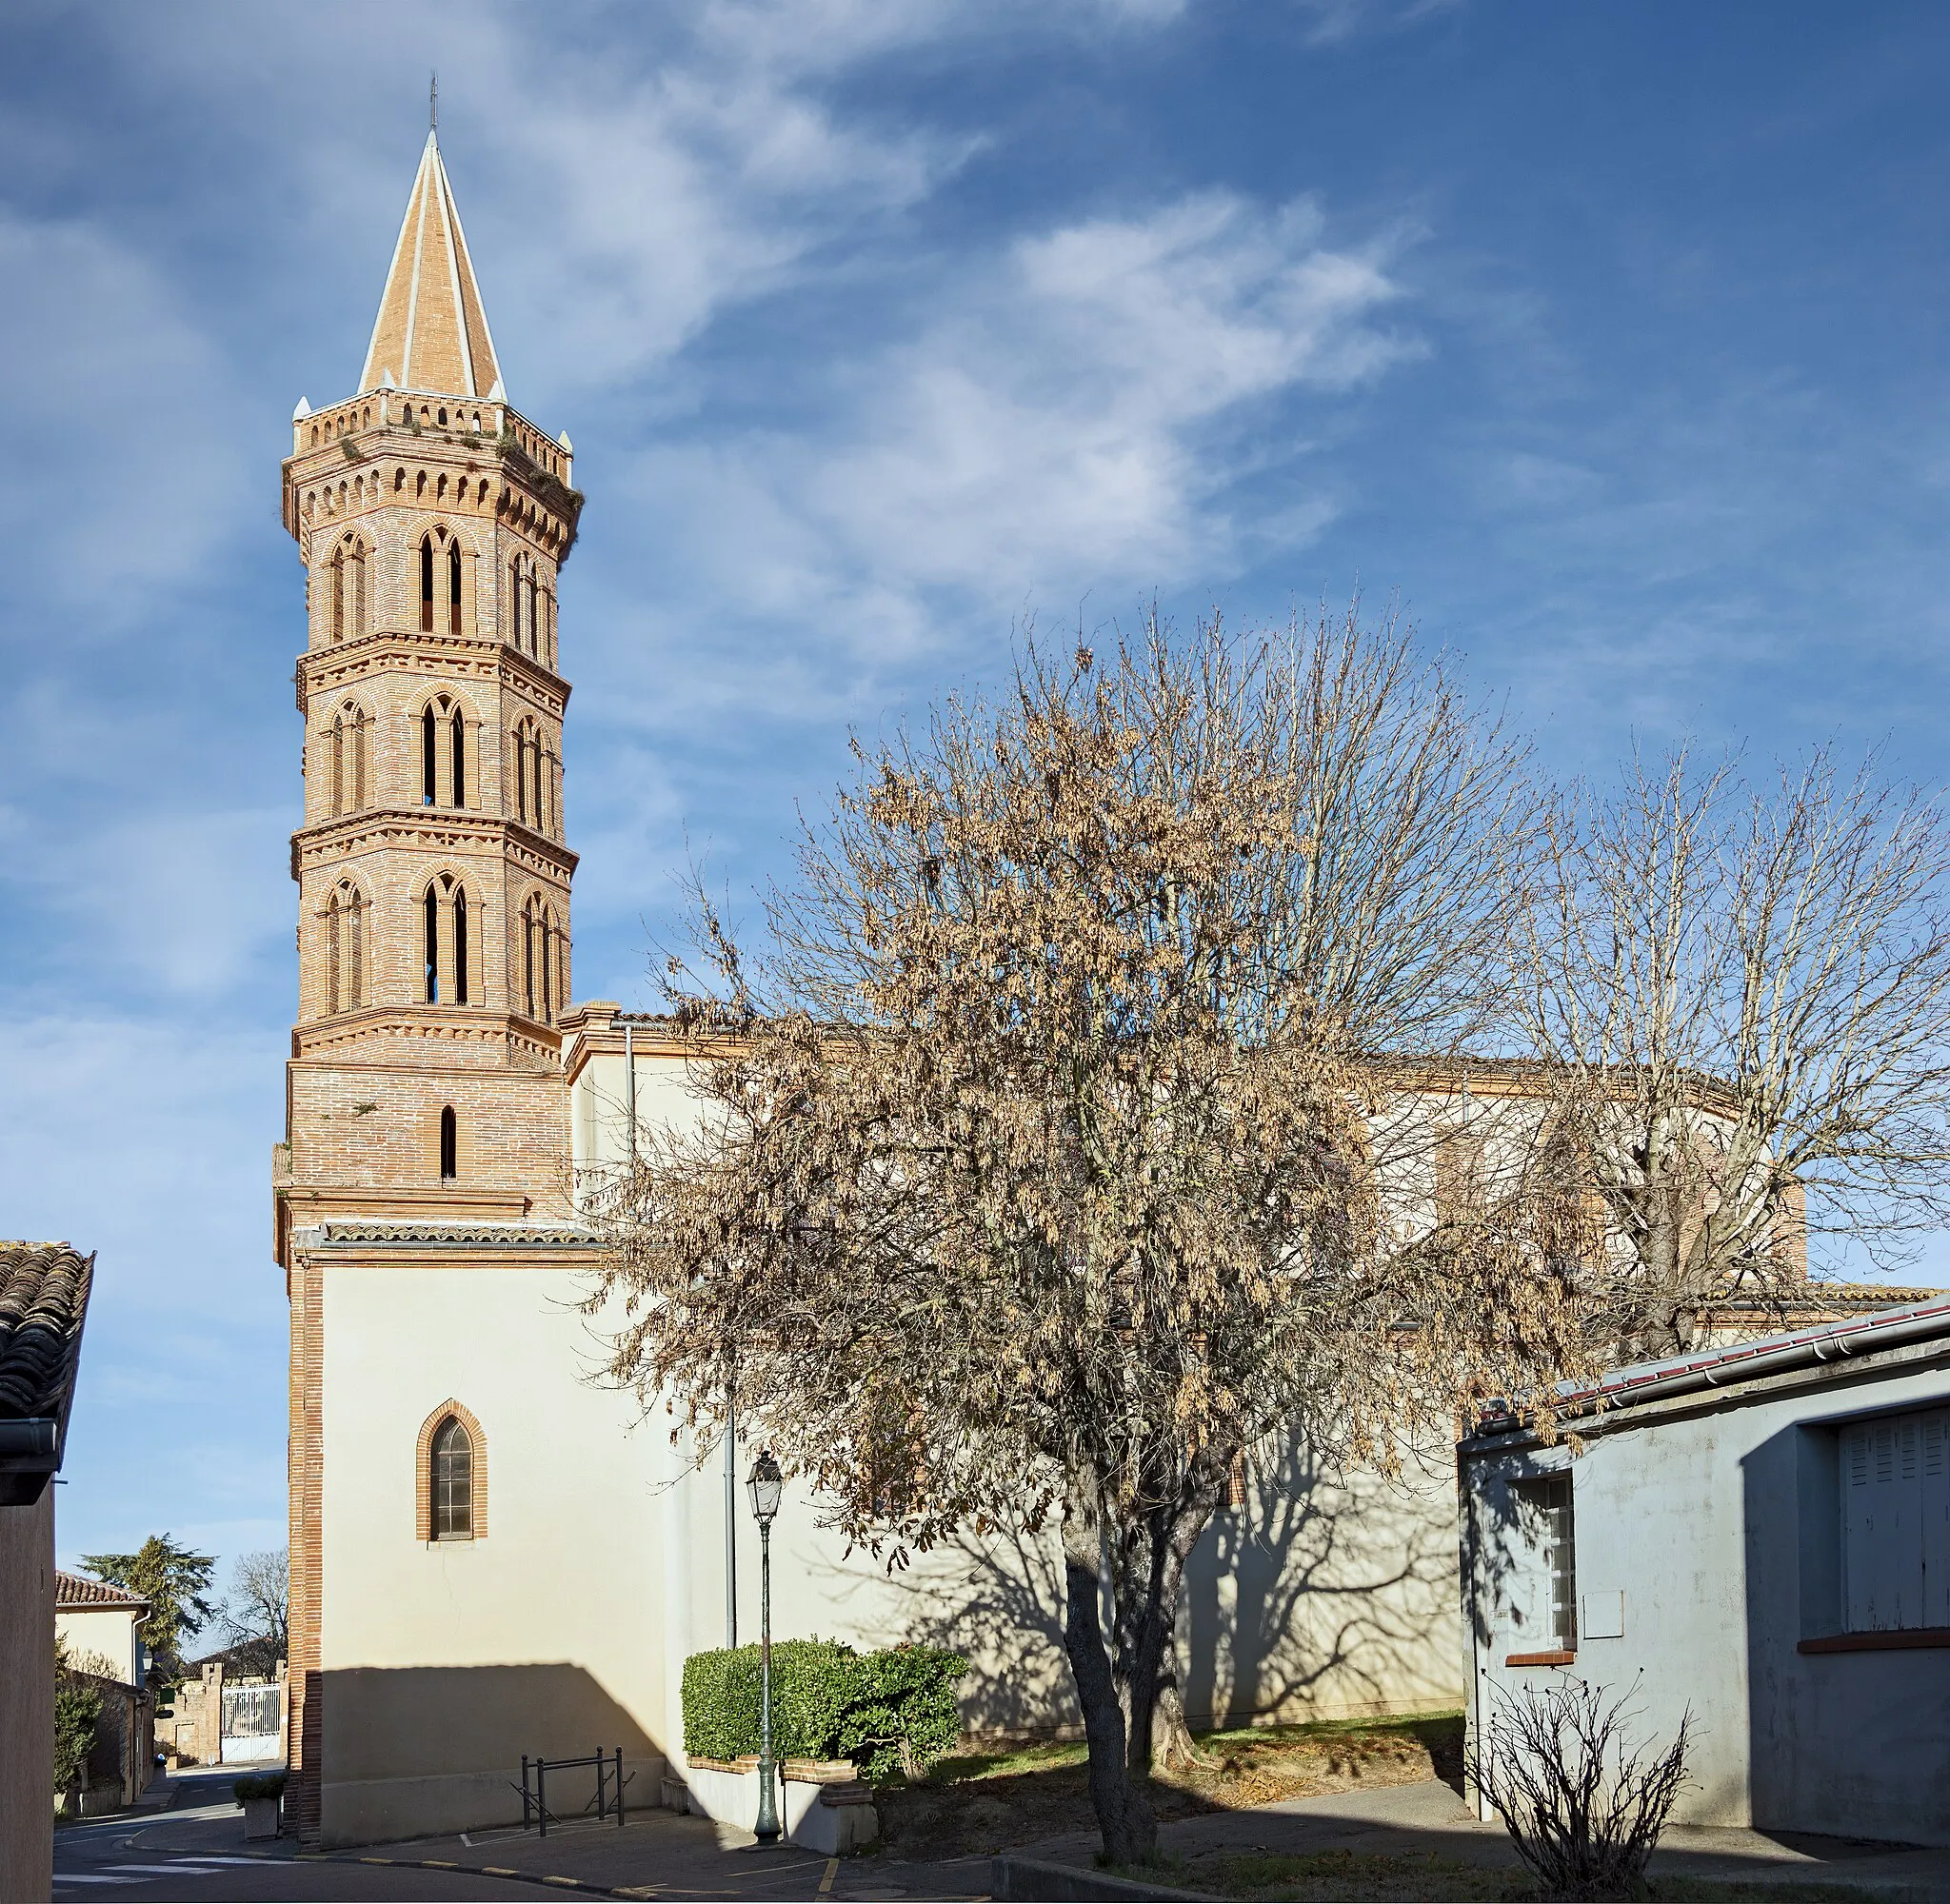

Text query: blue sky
(6, 0), (1950, 1600)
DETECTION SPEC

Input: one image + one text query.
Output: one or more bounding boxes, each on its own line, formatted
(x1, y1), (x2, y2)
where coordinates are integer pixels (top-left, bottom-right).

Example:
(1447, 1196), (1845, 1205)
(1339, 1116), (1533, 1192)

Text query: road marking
(52, 1878), (140, 1887)
(818, 1858), (838, 1896)
(422, 1859), (460, 1868)
(105, 1867), (229, 1876)
(484, 1868), (521, 1877)
(359, 1856), (395, 1865)
(543, 1879), (583, 1889)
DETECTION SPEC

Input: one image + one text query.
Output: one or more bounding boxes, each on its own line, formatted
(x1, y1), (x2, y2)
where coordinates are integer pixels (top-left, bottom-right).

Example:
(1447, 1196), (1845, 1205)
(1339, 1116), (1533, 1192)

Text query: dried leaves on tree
(588, 606), (1591, 1861)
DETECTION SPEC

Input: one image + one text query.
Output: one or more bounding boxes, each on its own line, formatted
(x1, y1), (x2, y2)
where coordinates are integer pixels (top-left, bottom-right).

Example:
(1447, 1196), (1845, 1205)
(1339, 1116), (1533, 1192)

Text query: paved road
(53, 1781), (990, 1902)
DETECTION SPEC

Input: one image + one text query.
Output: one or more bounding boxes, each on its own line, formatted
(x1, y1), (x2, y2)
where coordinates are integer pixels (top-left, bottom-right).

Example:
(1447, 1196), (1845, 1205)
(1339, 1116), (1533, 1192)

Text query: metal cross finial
(429, 71), (438, 132)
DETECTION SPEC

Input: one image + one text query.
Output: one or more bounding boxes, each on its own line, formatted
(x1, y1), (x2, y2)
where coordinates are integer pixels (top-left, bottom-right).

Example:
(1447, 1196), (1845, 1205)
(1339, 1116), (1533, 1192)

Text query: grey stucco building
(1460, 1294), (1950, 1846)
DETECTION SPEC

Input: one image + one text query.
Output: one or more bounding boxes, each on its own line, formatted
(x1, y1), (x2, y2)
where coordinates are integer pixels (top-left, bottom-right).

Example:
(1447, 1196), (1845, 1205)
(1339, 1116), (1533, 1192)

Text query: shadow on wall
(1741, 1424), (1950, 1845)
(1186, 1442), (1462, 1728)
(822, 1440), (1462, 1740)
(313, 1662), (665, 1847)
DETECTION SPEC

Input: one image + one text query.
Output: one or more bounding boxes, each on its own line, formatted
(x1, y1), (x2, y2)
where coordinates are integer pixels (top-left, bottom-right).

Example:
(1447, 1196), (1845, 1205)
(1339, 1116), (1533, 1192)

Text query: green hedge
(682, 1639), (967, 1781)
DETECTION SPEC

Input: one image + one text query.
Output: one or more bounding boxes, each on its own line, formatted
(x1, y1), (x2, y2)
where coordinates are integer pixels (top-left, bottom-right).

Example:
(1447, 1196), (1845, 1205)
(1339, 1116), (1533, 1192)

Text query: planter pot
(244, 1796), (281, 1840)
(678, 1757), (878, 1854)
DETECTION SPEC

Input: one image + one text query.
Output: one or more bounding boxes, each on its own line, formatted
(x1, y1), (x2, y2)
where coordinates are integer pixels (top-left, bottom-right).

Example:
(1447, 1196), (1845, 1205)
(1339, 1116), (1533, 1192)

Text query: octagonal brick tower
(272, 126), (588, 1844)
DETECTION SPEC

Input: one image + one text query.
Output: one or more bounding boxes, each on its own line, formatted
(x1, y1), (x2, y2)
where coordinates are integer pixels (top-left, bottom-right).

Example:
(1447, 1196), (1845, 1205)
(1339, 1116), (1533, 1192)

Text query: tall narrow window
(540, 910), (554, 1022)
(448, 542), (463, 635)
(524, 902), (537, 1019)
(508, 559), (522, 651)
(425, 887), (440, 1002)
(1511, 1474), (1577, 1654)
(351, 544), (368, 638)
(351, 711), (368, 808)
(329, 716), (346, 816)
(514, 727), (529, 823)
(329, 549), (346, 641)
(450, 710), (467, 809)
(453, 888), (468, 1003)
(440, 1105), (458, 1180)
(422, 707), (437, 805)
(431, 1417), (472, 1538)
(348, 891), (364, 1008)
(420, 537), (435, 631)
(326, 891), (343, 1015)
(532, 736), (547, 833)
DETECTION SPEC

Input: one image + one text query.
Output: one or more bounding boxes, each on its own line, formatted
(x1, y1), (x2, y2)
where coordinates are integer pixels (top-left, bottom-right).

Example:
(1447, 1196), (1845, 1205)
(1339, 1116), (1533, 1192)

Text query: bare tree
(218, 1549), (289, 1679)
(1468, 1678), (1692, 1900)
(589, 605), (1586, 1863)
(1519, 745), (1950, 1358)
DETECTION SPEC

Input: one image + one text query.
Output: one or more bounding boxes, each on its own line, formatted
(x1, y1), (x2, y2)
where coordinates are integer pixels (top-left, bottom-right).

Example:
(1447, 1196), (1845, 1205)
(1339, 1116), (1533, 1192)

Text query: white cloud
(0, 213), (246, 623)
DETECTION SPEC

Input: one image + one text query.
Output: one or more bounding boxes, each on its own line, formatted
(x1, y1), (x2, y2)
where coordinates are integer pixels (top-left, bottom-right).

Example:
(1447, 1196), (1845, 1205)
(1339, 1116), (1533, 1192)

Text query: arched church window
(521, 894), (557, 1023)
(431, 1416), (472, 1538)
(422, 706), (437, 804)
(449, 708), (467, 808)
(420, 536), (435, 630)
(440, 1105), (458, 1180)
(329, 546), (346, 642)
(453, 887), (468, 1003)
(448, 541), (463, 635)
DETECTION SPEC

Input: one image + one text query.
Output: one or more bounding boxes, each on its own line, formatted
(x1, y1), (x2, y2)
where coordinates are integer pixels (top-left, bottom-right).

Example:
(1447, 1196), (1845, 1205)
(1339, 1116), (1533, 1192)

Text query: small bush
(232, 1771), (287, 1802)
(682, 1639), (966, 1780)
(1467, 1678), (1691, 1901)
(53, 1681), (101, 1794)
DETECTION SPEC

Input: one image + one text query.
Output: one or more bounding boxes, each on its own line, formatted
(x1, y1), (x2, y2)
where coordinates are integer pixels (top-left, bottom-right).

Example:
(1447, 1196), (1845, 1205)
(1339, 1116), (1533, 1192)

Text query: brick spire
(360, 129), (504, 401)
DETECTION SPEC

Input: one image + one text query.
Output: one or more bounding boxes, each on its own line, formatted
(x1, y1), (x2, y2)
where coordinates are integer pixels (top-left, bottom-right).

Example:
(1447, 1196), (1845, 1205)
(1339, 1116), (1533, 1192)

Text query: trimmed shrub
(53, 1681), (101, 1795)
(233, 1770), (288, 1802)
(682, 1639), (967, 1781)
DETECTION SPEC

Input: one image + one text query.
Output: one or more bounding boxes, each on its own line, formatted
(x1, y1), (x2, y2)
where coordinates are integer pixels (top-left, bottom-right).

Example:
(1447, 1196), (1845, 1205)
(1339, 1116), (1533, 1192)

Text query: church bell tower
(273, 124), (589, 1844)
(275, 126), (584, 1239)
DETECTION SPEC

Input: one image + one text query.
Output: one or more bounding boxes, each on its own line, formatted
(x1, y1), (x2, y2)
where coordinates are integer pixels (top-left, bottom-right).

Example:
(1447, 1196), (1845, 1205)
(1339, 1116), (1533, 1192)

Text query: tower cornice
(296, 628), (569, 719)
(290, 808), (579, 883)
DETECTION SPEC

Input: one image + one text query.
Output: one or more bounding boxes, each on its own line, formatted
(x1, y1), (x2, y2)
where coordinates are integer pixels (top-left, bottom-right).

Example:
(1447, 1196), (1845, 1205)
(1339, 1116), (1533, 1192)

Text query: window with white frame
(1507, 1471), (1578, 1654)
(1843, 1407), (1950, 1633)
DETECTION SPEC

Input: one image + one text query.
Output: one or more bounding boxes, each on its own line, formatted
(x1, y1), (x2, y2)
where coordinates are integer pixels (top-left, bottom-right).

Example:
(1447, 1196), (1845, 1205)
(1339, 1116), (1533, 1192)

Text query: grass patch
(875, 1711), (1464, 1859)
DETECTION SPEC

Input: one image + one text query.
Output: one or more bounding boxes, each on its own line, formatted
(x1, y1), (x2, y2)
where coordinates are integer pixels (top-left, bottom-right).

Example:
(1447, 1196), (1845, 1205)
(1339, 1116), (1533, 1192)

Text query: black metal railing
(516, 1747), (627, 1837)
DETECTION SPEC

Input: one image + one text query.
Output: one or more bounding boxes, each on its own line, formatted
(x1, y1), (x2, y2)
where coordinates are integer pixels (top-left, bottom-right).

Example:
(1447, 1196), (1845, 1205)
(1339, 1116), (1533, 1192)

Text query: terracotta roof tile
(55, 1570), (148, 1611)
(0, 1241), (92, 1420)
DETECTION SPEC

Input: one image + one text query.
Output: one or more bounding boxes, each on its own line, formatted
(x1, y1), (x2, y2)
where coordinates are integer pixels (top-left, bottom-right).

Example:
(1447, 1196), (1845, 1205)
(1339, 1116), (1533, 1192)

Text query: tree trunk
(1060, 1492), (1157, 1864)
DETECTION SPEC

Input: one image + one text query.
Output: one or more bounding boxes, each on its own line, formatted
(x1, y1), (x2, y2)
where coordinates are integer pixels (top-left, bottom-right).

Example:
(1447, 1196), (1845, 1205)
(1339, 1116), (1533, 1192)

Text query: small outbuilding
(0, 1241), (95, 1899)
(1460, 1294), (1950, 1847)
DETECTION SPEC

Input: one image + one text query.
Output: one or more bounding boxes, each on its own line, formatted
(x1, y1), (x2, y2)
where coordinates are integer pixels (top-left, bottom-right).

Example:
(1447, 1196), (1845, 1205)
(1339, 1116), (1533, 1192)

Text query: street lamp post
(746, 1449), (784, 1844)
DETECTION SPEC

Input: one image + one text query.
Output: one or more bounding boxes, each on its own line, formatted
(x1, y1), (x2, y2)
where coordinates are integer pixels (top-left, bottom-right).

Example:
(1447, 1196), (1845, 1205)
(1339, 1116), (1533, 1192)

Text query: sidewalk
(1010, 1779), (1950, 1902)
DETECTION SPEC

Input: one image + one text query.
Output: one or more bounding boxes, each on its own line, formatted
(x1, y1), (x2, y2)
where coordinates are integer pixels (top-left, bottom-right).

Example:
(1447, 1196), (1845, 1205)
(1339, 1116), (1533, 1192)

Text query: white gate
(220, 1682), (282, 1765)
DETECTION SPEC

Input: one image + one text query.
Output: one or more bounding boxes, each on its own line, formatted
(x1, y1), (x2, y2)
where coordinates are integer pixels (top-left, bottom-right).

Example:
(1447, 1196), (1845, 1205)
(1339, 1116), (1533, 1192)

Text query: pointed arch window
(425, 885), (441, 1002)
(440, 1105), (458, 1180)
(325, 881), (366, 1016)
(328, 702), (369, 817)
(420, 535), (435, 631)
(422, 706), (437, 805)
(431, 1416), (473, 1538)
(423, 873), (472, 1007)
(521, 894), (560, 1024)
(420, 695), (469, 808)
(448, 541), (464, 635)
(450, 708), (467, 808)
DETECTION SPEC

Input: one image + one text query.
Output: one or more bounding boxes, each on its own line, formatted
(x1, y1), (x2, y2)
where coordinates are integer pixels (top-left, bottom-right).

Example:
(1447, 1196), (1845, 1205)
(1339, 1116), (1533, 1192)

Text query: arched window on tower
(420, 535), (435, 632)
(453, 886), (468, 1003)
(448, 541), (463, 635)
(449, 707), (467, 808)
(422, 706), (437, 805)
(440, 1105), (458, 1180)
(425, 885), (440, 1002)
(328, 702), (368, 817)
(521, 894), (559, 1023)
(325, 880), (365, 1015)
(329, 545), (346, 642)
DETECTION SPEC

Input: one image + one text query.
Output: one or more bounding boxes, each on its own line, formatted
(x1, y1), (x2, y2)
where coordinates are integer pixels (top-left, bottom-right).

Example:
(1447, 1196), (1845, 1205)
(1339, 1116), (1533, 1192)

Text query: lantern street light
(746, 1449), (784, 1844)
